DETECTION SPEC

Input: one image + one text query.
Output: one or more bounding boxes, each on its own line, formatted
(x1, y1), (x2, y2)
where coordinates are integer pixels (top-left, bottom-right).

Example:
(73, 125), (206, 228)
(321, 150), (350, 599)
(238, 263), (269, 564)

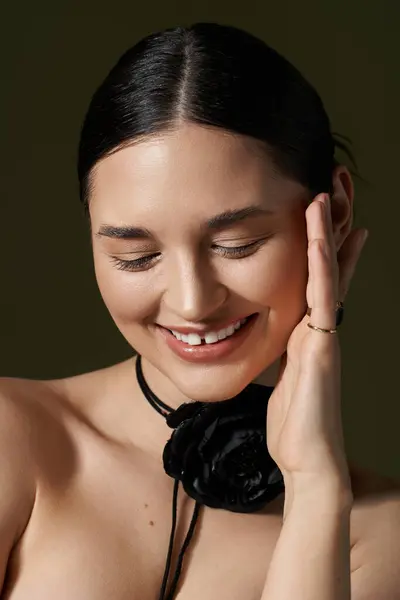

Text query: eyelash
(110, 240), (265, 272)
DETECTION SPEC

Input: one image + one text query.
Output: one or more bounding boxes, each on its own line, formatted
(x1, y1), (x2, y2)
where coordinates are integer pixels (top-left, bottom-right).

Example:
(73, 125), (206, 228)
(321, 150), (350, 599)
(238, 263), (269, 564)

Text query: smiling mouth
(166, 313), (258, 346)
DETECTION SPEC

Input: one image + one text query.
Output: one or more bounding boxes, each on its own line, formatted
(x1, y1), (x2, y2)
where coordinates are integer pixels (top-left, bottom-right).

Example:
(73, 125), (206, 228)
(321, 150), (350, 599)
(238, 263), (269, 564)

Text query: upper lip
(158, 314), (254, 335)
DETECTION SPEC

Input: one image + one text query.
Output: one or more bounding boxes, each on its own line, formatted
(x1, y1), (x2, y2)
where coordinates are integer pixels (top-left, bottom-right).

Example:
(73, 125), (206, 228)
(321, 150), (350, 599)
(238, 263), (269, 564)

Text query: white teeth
(170, 316), (250, 345)
(187, 333), (202, 345)
(204, 331), (219, 344)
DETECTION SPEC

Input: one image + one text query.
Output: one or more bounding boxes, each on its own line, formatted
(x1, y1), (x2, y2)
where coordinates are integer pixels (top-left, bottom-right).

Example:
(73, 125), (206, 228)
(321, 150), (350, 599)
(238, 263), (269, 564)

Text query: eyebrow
(95, 205), (274, 240)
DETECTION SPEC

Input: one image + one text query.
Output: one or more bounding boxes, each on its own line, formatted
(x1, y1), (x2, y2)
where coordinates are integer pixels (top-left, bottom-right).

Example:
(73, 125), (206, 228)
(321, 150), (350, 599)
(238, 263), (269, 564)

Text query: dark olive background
(1, 1), (399, 479)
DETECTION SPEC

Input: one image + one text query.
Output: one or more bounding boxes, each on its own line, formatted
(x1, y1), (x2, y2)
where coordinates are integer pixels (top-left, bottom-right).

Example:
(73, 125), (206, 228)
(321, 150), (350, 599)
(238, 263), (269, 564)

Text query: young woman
(1, 22), (399, 600)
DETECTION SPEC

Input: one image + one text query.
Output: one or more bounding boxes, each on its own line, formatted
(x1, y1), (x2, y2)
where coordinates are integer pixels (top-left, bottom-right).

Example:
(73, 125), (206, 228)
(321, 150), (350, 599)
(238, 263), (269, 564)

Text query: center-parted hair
(77, 22), (356, 214)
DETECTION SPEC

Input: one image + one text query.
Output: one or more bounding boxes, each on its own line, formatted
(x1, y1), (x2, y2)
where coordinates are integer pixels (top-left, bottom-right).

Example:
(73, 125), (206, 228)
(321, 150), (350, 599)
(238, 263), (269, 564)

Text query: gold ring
(307, 323), (337, 334)
(306, 301), (344, 334)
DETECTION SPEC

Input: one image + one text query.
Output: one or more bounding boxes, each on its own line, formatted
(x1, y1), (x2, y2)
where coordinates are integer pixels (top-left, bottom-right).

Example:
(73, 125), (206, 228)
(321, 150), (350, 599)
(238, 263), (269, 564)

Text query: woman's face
(89, 122), (310, 403)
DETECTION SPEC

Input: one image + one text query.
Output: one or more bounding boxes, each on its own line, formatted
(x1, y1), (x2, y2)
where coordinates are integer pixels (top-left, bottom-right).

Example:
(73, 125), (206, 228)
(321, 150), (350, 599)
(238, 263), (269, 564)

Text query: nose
(163, 255), (228, 323)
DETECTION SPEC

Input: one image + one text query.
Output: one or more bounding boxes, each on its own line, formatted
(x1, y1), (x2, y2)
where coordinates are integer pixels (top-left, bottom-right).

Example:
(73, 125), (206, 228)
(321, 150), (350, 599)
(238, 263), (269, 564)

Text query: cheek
(268, 235), (309, 352)
(228, 235), (308, 308)
(268, 244), (308, 304)
(93, 254), (157, 325)
(250, 233), (308, 355)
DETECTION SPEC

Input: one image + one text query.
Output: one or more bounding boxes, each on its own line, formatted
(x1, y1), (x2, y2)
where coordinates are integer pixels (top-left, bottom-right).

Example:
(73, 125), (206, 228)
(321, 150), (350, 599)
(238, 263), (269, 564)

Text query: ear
(331, 165), (354, 252)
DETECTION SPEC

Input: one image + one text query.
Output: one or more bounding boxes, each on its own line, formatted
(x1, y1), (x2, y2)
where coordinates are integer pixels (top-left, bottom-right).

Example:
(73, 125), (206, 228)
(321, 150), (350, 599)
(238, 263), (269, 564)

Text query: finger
(307, 194), (339, 295)
(323, 193), (340, 289)
(308, 239), (337, 331)
(323, 193), (337, 263)
(306, 194), (337, 331)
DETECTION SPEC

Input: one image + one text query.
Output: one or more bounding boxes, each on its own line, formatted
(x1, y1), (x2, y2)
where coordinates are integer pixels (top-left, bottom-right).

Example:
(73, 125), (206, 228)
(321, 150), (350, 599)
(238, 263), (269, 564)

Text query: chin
(171, 360), (271, 403)
(181, 383), (248, 403)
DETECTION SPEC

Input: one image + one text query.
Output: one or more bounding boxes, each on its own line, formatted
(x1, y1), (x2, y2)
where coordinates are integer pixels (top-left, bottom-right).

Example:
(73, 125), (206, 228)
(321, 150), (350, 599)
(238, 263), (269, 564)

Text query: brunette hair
(77, 21), (358, 215)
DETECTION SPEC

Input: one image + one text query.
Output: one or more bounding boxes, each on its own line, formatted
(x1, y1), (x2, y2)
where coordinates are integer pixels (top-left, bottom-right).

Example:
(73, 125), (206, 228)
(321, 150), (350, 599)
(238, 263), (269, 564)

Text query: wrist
(283, 475), (353, 520)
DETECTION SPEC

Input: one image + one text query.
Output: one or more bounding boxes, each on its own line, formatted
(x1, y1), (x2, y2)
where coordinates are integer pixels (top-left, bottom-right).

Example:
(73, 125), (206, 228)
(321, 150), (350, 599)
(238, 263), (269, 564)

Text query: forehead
(89, 122), (305, 226)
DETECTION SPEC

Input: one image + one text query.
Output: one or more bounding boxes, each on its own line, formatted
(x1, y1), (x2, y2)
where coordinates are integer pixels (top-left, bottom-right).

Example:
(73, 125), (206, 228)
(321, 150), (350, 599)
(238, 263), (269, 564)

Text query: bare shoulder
(0, 362), (112, 459)
(347, 462), (400, 598)
(0, 358), (132, 412)
(0, 375), (50, 441)
(349, 460), (400, 505)
(349, 460), (400, 528)
(0, 374), (71, 473)
(0, 356), (134, 463)
(0, 358), (137, 461)
(348, 460), (400, 570)
(0, 373), (73, 424)
(0, 377), (40, 555)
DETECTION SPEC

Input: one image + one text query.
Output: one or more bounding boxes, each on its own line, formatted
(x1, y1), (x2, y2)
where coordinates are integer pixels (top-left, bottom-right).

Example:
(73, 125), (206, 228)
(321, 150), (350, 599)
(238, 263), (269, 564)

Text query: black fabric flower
(162, 383), (285, 513)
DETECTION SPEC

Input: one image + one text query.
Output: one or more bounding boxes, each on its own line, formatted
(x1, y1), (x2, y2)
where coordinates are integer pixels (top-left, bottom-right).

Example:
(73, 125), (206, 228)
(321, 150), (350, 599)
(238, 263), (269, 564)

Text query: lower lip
(156, 314), (259, 363)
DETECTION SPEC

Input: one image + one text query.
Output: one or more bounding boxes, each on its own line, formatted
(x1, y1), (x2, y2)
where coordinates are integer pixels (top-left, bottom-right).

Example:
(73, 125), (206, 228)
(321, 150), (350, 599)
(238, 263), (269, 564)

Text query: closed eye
(109, 239), (268, 272)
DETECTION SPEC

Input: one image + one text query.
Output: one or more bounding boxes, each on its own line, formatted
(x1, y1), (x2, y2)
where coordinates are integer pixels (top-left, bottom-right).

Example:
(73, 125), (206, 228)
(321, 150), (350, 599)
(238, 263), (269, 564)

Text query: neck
(135, 353), (280, 410)
(129, 353), (279, 460)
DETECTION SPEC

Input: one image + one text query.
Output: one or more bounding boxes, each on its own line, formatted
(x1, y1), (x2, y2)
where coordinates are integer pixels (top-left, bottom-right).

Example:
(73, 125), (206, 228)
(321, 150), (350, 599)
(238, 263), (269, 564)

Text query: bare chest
(4, 436), (290, 600)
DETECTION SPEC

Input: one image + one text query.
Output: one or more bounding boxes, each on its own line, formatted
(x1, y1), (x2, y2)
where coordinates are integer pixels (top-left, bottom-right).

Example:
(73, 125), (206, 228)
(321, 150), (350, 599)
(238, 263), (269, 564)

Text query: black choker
(135, 354), (284, 600)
